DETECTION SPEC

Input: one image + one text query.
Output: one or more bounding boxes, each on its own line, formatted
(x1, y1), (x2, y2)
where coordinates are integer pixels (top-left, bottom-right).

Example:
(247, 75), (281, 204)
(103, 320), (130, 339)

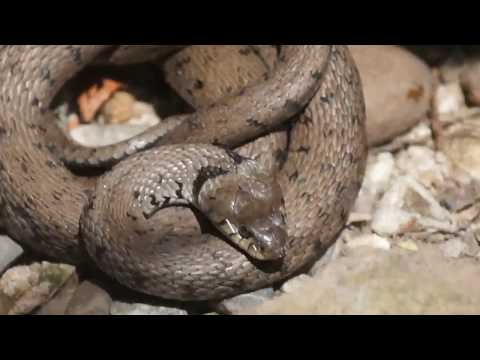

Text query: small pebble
(0, 236), (23, 274)
(397, 240), (419, 252)
(346, 234), (392, 251)
(434, 82), (466, 116)
(281, 275), (311, 294)
(215, 288), (275, 315)
(0, 262), (75, 315)
(440, 239), (467, 259)
(110, 302), (188, 316)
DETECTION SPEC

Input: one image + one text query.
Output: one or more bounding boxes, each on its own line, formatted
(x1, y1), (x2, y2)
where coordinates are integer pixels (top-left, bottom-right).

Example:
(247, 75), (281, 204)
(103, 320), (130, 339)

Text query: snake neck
(112, 145), (256, 221)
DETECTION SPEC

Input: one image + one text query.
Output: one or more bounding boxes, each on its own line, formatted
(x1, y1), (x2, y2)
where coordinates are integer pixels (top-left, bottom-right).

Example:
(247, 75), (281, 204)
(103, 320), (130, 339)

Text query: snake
(0, 45), (367, 301)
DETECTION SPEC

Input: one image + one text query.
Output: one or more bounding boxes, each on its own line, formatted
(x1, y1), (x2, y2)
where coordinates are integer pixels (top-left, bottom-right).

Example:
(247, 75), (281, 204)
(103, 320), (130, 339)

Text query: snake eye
(238, 226), (252, 239)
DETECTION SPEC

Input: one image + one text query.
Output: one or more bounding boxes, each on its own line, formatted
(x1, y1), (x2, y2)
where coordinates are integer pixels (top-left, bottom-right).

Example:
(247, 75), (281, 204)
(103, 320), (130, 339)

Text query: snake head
(200, 172), (287, 261)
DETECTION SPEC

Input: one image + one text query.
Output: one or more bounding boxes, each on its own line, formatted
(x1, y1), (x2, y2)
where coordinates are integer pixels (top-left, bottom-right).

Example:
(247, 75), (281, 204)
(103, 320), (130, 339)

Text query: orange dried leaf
(78, 79), (123, 123)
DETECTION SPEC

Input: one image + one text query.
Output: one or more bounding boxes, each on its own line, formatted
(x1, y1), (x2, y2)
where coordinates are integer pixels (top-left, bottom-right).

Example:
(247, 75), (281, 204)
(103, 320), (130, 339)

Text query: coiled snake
(0, 45), (367, 301)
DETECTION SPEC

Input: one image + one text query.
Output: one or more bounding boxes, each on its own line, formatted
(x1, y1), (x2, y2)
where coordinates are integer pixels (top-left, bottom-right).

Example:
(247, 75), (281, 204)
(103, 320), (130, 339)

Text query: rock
(440, 239), (468, 259)
(346, 234), (391, 251)
(349, 45), (433, 146)
(215, 288), (275, 315)
(70, 122), (156, 148)
(460, 60), (480, 105)
(65, 281), (112, 315)
(395, 146), (449, 189)
(0, 236), (23, 274)
(442, 129), (480, 182)
(36, 273), (80, 315)
(310, 239), (344, 277)
(433, 82), (467, 117)
(101, 91), (136, 124)
(244, 246), (480, 315)
(281, 275), (312, 294)
(353, 153), (395, 216)
(397, 240), (419, 252)
(110, 302), (188, 316)
(438, 180), (480, 213)
(372, 175), (456, 236)
(0, 262), (76, 315)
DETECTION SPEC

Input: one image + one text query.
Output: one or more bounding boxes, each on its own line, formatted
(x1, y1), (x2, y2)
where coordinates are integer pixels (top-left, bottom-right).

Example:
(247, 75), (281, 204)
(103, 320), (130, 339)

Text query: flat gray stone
(244, 246), (480, 315)
(111, 302), (187, 316)
(0, 236), (23, 274)
(215, 288), (275, 315)
(65, 281), (112, 315)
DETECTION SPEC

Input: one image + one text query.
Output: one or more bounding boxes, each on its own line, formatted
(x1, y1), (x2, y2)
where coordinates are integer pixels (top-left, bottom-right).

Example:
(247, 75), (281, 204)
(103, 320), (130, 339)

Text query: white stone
(434, 82), (466, 116)
(111, 302), (188, 316)
(440, 239), (467, 259)
(281, 275), (311, 294)
(0, 236), (23, 274)
(346, 234), (391, 251)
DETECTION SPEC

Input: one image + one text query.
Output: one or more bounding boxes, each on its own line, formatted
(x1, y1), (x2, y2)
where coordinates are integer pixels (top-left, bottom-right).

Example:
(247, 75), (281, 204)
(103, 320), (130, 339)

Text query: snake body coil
(0, 45), (367, 301)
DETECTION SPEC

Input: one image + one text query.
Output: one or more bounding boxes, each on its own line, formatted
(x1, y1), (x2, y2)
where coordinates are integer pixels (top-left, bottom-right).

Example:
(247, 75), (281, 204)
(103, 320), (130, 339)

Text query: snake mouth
(218, 218), (287, 261)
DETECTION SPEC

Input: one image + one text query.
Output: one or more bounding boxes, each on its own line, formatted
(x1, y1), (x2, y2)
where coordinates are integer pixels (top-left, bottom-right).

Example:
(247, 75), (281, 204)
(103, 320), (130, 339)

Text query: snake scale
(0, 45), (367, 301)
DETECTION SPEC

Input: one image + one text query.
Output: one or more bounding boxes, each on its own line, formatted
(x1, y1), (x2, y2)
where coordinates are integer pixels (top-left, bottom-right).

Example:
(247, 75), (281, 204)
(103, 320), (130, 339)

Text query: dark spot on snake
(312, 71), (322, 80)
(34, 143), (43, 150)
(175, 56), (191, 70)
(127, 212), (138, 221)
(297, 146), (310, 154)
(323, 128), (334, 138)
(320, 95), (331, 104)
(213, 138), (227, 148)
(37, 126), (48, 133)
(82, 189), (95, 210)
(225, 149), (246, 165)
(284, 100), (304, 115)
(274, 149), (288, 165)
(40, 67), (52, 82)
(0, 127), (6, 138)
(193, 80), (204, 90)
(192, 166), (229, 200)
(133, 191), (141, 200)
(239, 48), (251, 56)
(175, 181), (184, 199)
(94, 243), (107, 261)
(149, 195), (161, 208)
(163, 196), (171, 207)
(52, 191), (62, 201)
(69, 47), (83, 65)
(246, 118), (268, 130)
(21, 163), (28, 173)
(31, 97), (40, 108)
(289, 171), (299, 182)
(318, 210), (328, 225)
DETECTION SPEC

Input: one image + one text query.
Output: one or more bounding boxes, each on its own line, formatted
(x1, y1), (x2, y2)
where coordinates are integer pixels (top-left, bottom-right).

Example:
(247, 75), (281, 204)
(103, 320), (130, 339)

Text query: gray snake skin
(0, 45), (367, 301)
